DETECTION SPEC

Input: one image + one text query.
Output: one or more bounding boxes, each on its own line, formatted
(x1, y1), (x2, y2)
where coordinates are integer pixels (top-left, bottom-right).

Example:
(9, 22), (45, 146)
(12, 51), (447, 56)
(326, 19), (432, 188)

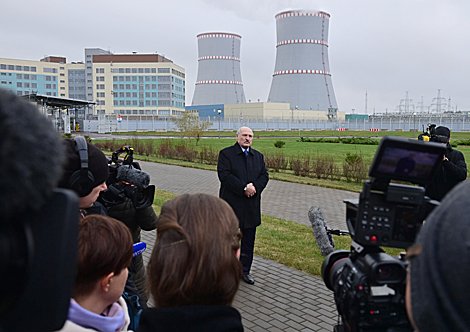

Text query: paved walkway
(139, 161), (358, 331)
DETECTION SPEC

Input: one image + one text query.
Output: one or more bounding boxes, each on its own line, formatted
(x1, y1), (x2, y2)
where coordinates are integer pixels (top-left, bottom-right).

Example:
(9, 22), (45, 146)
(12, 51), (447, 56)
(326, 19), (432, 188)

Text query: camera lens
(321, 250), (350, 291)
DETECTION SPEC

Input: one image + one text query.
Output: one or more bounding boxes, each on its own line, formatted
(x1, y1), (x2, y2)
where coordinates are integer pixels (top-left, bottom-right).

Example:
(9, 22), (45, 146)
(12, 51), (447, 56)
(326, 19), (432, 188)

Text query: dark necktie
(244, 149), (248, 158)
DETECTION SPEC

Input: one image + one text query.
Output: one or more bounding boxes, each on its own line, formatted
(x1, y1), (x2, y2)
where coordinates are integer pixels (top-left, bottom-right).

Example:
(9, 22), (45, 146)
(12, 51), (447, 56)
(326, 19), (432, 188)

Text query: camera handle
(111, 146), (134, 165)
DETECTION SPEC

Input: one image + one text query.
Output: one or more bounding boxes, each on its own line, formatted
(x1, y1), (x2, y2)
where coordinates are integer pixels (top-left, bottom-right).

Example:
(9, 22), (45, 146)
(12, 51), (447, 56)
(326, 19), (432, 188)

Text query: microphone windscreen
(0, 89), (64, 221)
(116, 165), (150, 190)
(308, 206), (335, 256)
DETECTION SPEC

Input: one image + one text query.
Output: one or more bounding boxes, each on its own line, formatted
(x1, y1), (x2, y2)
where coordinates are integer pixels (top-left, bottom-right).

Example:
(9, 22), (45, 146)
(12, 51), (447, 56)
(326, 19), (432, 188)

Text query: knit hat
(58, 139), (109, 196)
(435, 126), (450, 138)
(409, 179), (470, 331)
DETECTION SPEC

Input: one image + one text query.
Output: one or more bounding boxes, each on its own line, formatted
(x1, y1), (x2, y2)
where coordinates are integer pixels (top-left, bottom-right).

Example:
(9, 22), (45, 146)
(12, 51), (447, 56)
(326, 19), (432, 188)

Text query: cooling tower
(192, 32), (246, 106)
(267, 10), (338, 111)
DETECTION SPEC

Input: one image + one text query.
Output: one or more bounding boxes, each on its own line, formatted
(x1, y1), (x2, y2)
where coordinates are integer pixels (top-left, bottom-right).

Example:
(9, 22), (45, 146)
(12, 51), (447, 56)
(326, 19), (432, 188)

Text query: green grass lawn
(96, 135), (470, 192)
(151, 189), (404, 278)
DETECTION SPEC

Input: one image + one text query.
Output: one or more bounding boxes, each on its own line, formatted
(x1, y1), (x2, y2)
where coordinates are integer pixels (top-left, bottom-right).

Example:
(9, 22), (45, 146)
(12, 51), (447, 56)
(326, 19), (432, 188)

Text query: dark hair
(148, 193), (242, 307)
(74, 215), (133, 298)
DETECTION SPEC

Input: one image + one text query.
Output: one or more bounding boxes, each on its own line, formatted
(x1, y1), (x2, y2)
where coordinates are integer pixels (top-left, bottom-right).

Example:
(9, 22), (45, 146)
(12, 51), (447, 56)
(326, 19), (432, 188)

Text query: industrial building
(267, 10), (338, 113)
(0, 48), (186, 116)
(186, 102), (345, 122)
(188, 9), (340, 122)
(192, 32), (246, 106)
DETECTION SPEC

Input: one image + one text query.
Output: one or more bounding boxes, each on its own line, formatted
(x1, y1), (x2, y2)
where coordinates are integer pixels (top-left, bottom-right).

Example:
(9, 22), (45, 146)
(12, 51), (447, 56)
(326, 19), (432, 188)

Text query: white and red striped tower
(268, 10), (338, 111)
(191, 32), (246, 105)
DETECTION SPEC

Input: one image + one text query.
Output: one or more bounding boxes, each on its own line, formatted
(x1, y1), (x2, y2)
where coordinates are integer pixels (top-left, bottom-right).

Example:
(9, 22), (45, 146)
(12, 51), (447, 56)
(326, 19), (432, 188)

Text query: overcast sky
(1, 0), (469, 114)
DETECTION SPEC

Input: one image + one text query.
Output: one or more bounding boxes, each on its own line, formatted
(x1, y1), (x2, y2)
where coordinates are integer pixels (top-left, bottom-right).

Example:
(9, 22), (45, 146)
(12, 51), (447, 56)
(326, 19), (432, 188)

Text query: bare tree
(171, 112), (212, 145)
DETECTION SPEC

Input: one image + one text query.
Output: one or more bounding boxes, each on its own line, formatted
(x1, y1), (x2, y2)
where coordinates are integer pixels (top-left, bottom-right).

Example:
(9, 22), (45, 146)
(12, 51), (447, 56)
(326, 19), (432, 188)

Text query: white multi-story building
(0, 48), (186, 116)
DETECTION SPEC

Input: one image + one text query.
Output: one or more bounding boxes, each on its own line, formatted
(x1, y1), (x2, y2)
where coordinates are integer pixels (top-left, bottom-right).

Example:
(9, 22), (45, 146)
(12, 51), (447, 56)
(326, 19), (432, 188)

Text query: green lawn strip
(111, 129), (470, 141)
(151, 189), (403, 278)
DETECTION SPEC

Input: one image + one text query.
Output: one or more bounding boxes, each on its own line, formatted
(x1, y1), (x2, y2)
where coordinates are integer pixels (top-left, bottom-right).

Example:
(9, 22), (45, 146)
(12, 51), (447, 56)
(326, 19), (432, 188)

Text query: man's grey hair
(237, 126), (252, 135)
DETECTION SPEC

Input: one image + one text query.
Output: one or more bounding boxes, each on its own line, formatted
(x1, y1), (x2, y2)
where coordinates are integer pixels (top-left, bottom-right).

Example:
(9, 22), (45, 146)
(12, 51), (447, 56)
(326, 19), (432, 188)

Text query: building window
(17, 74), (22, 79)
(158, 68), (170, 73)
(44, 67), (57, 73)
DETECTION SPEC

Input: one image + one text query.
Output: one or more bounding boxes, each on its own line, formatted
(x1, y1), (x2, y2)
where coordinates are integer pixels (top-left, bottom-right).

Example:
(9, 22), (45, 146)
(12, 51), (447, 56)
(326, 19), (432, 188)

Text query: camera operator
(57, 137), (109, 217)
(424, 126), (467, 201)
(96, 151), (158, 305)
(406, 179), (470, 331)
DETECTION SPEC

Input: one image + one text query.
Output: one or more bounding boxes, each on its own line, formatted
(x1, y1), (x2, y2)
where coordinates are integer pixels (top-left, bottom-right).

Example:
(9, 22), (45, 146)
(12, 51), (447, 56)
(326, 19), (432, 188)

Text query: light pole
(218, 109), (222, 139)
(413, 112), (416, 138)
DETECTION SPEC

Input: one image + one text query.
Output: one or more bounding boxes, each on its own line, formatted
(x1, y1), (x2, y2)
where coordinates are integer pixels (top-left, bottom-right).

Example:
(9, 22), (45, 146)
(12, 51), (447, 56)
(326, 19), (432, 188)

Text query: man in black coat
(217, 126), (269, 285)
(425, 126), (467, 201)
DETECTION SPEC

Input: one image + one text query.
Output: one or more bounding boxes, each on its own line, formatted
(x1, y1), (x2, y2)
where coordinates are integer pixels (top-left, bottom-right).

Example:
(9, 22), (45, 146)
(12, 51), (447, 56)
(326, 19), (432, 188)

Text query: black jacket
(217, 143), (269, 229)
(426, 145), (467, 201)
(137, 305), (244, 332)
(106, 197), (158, 303)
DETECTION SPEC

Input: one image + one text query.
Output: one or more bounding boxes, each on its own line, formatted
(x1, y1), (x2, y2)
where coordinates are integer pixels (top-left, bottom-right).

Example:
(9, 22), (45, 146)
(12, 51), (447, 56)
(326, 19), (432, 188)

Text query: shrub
(131, 137), (145, 155)
(103, 139), (122, 152)
(289, 154), (310, 177)
(311, 154), (338, 180)
(156, 140), (175, 159)
(198, 146), (219, 165)
(274, 140), (286, 148)
(342, 152), (369, 182)
(93, 142), (105, 150)
(265, 152), (288, 172)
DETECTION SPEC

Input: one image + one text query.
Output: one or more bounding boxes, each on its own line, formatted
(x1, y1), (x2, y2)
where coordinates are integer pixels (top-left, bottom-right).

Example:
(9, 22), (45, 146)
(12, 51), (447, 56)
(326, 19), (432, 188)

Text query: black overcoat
(217, 143), (269, 229)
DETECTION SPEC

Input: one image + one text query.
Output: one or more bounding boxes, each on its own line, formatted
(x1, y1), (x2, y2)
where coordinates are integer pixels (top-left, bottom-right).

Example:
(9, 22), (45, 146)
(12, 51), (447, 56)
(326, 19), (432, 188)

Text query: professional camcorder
(321, 137), (446, 332)
(418, 123), (448, 143)
(98, 146), (155, 210)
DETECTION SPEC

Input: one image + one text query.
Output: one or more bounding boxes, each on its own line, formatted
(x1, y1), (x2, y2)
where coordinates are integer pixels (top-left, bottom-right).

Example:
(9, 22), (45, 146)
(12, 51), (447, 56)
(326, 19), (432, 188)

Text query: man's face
(237, 127), (253, 148)
(79, 182), (107, 208)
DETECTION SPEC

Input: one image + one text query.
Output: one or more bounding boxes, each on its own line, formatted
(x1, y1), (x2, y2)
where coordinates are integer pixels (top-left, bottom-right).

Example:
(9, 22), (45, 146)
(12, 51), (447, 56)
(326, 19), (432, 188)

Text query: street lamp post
(218, 109), (222, 139)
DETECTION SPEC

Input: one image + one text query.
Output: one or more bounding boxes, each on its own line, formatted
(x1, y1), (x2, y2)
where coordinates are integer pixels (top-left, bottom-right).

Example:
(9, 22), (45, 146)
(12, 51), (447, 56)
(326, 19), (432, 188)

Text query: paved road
(138, 161), (359, 331)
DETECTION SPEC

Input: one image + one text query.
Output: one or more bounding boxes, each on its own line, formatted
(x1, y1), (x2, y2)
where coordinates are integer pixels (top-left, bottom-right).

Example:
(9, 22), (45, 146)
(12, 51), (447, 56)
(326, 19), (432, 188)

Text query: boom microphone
(0, 89), (64, 221)
(116, 165), (150, 190)
(308, 206), (335, 256)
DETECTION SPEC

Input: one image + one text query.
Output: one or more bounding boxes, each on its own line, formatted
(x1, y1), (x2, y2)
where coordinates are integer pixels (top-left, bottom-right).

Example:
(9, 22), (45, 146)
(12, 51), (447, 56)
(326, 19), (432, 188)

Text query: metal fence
(77, 114), (470, 133)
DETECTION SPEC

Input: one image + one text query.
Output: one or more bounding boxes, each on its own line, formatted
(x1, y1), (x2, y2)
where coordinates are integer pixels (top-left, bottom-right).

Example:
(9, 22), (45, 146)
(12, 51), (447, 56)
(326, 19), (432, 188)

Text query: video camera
(418, 123), (448, 143)
(321, 137), (446, 332)
(98, 146), (155, 210)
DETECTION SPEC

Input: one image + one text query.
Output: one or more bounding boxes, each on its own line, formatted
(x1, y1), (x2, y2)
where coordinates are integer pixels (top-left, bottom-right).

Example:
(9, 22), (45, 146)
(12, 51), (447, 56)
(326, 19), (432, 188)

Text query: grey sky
(1, 0), (469, 113)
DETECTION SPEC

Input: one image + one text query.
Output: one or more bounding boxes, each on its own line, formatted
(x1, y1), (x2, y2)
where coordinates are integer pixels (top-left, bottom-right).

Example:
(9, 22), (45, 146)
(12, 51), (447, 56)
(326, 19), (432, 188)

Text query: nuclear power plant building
(268, 10), (338, 112)
(191, 32), (246, 106)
